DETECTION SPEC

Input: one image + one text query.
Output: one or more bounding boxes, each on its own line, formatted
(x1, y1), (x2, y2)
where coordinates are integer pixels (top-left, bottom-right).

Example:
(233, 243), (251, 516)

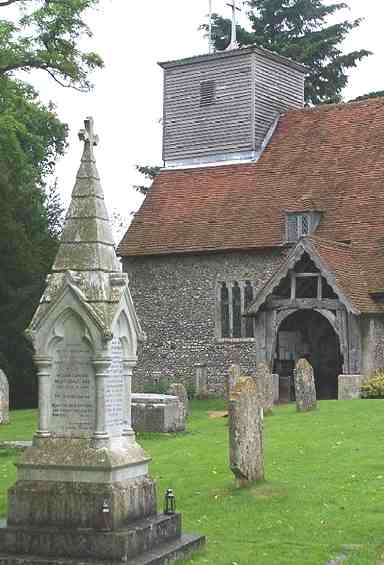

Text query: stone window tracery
(218, 281), (255, 339)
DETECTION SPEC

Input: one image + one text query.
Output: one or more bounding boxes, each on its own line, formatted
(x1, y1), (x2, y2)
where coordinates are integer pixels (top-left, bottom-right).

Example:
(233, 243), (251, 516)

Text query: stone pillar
(123, 360), (135, 438)
(34, 355), (51, 438)
(294, 358), (317, 412)
(255, 362), (274, 414)
(195, 363), (208, 398)
(227, 363), (241, 398)
(272, 373), (279, 404)
(229, 377), (264, 486)
(167, 383), (189, 420)
(92, 355), (111, 446)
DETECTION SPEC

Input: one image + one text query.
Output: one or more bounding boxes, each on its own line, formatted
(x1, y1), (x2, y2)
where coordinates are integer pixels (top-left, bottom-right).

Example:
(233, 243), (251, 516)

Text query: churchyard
(2, 399), (384, 565)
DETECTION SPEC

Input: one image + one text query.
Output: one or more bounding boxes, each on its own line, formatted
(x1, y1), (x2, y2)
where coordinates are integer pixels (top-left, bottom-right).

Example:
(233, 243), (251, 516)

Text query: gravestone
(195, 363), (208, 398)
(338, 374), (363, 400)
(227, 363), (241, 398)
(0, 369), (9, 424)
(229, 377), (264, 486)
(255, 362), (274, 414)
(131, 393), (185, 432)
(167, 382), (189, 418)
(272, 373), (280, 404)
(294, 358), (317, 412)
(0, 117), (204, 565)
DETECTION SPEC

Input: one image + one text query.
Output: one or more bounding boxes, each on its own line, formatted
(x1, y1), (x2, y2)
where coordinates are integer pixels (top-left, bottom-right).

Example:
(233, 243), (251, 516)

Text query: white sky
(23, 0), (384, 239)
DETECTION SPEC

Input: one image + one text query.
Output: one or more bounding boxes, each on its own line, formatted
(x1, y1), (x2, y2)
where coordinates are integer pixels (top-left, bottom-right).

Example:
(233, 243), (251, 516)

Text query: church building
(118, 42), (384, 400)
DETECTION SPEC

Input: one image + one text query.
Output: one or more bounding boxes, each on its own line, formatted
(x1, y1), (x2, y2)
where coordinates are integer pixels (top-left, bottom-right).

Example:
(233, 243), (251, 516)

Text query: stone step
(0, 533), (205, 565)
(0, 513), (186, 562)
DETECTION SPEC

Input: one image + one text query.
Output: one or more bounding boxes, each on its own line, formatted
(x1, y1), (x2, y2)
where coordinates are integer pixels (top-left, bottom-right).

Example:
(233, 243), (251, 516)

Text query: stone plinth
(0, 369), (9, 424)
(338, 374), (363, 400)
(132, 394), (185, 433)
(229, 377), (264, 486)
(294, 358), (317, 412)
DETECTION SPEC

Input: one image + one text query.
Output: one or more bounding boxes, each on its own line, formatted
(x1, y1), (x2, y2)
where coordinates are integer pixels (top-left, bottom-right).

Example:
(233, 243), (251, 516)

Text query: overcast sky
(26, 0), (384, 240)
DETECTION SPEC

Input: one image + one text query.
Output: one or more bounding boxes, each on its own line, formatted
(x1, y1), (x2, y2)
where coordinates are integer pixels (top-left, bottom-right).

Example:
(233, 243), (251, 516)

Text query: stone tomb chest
(131, 393), (186, 433)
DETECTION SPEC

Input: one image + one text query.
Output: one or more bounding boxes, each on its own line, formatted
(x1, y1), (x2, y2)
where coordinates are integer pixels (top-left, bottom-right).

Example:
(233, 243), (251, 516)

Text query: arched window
(232, 282), (241, 338)
(221, 282), (230, 338)
(244, 281), (254, 338)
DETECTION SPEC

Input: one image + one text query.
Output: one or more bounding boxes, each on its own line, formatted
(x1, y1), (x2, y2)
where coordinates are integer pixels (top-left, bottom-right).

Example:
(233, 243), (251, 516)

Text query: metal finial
(226, 0), (241, 51)
(78, 116), (99, 148)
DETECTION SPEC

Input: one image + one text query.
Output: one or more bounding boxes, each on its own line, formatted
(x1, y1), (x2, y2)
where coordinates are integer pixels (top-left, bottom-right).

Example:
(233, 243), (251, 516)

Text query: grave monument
(229, 377), (264, 486)
(0, 117), (204, 564)
(294, 358), (317, 412)
(255, 362), (274, 415)
(0, 369), (9, 424)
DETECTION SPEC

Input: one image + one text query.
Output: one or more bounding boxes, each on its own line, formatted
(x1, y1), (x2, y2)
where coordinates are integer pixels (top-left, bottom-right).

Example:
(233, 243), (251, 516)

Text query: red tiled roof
(307, 237), (384, 313)
(118, 98), (384, 258)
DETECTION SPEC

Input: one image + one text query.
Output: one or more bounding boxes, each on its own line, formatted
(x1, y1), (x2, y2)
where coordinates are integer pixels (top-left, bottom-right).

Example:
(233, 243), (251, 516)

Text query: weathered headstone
(227, 363), (241, 397)
(272, 373), (280, 404)
(294, 358), (317, 412)
(229, 377), (264, 486)
(338, 374), (363, 400)
(195, 363), (208, 398)
(167, 382), (189, 418)
(0, 117), (204, 565)
(255, 362), (274, 414)
(0, 369), (9, 424)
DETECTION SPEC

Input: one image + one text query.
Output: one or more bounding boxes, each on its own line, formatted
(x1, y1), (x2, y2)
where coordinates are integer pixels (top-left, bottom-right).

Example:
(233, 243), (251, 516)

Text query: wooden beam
(264, 298), (343, 311)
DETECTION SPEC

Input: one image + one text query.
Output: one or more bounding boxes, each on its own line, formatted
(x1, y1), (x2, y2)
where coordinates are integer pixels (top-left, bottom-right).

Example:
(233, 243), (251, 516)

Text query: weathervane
(78, 116), (99, 156)
(226, 0), (241, 51)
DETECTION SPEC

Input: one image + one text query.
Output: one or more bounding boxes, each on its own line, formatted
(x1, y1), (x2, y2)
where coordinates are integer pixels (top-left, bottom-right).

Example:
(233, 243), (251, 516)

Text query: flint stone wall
(131, 394), (185, 433)
(123, 249), (283, 395)
(0, 369), (9, 424)
(338, 374), (363, 400)
(229, 377), (264, 485)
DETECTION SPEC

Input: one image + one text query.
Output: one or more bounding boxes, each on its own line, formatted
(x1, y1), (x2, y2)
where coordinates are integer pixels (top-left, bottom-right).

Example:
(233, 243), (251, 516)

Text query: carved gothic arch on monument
(246, 238), (362, 399)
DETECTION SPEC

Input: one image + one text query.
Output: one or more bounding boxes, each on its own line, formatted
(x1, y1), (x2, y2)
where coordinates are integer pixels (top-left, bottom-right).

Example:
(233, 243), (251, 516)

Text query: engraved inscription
(105, 337), (125, 436)
(50, 346), (95, 436)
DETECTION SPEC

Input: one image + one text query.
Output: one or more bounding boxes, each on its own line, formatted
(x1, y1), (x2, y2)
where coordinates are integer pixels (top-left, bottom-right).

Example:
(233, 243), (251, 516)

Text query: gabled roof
(247, 237), (384, 315)
(118, 98), (384, 258)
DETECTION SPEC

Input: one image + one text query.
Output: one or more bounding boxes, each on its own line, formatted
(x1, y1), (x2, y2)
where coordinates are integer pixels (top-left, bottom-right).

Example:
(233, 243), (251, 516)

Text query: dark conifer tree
(203, 0), (371, 104)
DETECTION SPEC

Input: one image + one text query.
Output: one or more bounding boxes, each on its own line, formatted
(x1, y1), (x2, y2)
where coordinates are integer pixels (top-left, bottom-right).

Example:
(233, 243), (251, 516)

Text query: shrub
(143, 379), (169, 395)
(361, 370), (384, 398)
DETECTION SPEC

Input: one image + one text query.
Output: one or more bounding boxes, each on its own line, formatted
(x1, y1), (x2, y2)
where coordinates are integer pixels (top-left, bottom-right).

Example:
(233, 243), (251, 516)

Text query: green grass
(1, 400), (384, 564)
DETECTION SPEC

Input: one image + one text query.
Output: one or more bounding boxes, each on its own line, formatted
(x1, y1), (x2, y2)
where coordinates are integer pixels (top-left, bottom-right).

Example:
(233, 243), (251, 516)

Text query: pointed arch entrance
(273, 309), (343, 400)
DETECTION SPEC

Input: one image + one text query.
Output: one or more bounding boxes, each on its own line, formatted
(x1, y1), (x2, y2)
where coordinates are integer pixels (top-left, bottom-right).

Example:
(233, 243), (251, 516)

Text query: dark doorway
(273, 310), (343, 400)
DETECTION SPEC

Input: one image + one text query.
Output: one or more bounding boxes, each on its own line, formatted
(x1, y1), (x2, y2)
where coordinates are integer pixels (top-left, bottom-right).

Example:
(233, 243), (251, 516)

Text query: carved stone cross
(78, 116), (99, 148)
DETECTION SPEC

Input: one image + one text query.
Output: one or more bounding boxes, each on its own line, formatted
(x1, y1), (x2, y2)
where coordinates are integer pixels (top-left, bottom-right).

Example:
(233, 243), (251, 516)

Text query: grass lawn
(1, 400), (384, 564)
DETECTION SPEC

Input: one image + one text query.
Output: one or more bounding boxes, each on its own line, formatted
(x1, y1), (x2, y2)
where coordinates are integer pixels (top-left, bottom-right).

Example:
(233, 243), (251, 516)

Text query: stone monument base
(0, 513), (204, 564)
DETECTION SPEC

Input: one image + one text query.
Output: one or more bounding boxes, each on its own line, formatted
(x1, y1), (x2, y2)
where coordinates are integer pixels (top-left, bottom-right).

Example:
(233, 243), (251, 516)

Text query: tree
(134, 165), (161, 196)
(0, 0), (103, 90)
(350, 91), (384, 103)
(0, 1), (103, 406)
(202, 0), (371, 104)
